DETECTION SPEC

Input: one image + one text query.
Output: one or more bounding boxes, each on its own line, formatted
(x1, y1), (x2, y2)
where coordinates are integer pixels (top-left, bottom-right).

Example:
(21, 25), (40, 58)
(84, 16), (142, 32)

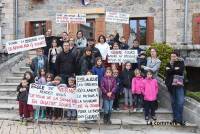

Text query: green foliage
(186, 91), (200, 102)
(146, 42), (174, 76)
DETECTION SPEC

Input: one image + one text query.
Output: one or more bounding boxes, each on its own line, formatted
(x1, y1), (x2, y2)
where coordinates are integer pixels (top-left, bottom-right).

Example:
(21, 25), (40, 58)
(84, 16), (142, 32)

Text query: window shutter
(192, 14), (200, 44)
(95, 17), (105, 41)
(123, 24), (130, 42)
(146, 17), (154, 45)
(25, 21), (33, 37)
(46, 20), (52, 32)
(68, 23), (80, 38)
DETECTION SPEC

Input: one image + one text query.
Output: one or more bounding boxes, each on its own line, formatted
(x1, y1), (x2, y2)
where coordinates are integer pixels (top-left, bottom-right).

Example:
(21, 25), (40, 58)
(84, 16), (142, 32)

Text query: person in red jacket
(143, 70), (159, 121)
(101, 67), (116, 124)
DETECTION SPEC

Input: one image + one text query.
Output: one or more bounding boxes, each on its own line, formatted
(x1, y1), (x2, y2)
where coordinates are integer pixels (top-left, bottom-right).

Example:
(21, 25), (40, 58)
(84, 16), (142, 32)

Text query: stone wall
(1, 0), (200, 45)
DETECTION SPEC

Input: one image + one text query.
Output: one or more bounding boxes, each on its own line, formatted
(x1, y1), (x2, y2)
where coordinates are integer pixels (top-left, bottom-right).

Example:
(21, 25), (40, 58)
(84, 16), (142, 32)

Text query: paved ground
(0, 119), (199, 134)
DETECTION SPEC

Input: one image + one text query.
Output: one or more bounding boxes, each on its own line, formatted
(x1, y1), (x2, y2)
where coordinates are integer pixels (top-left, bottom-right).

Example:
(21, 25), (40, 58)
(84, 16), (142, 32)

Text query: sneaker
(151, 116), (157, 120)
(145, 116), (149, 120)
(177, 121), (186, 126)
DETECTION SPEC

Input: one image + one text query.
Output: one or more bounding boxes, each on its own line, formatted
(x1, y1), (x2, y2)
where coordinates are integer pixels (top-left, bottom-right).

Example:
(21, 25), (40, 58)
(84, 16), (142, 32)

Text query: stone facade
(0, 0), (199, 44)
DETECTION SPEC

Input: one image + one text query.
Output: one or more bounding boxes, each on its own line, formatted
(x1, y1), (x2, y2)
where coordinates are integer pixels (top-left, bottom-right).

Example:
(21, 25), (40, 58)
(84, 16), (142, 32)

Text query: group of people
(16, 29), (185, 126)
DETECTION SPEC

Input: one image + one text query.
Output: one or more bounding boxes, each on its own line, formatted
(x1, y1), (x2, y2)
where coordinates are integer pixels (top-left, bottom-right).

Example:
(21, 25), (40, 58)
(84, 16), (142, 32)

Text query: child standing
(92, 57), (105, 110)
(52, 76), (64, 120)
(17, 79), (29, 125)
(121, 62), (134, 110)
(23, 71), (34, 120)
(143, 70), (159, 121)
(66, 77), (77, 120)
(132, 69), (144, 111)
(101, 67), (116, 124)
(34, 69), (47, 120)
(45, 73), (54, 119)
(112, 69), (122, 111)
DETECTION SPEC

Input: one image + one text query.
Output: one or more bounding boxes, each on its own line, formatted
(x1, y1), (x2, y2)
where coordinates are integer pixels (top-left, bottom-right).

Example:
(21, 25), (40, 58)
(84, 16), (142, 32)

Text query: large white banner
(105, 11), (130, 24)
(27, 83), (77, 109)
(6, 35), (46, 54)
(56, 13), (86, 24)
(76, 75), (99, 121)
(107, 50), (138, 63)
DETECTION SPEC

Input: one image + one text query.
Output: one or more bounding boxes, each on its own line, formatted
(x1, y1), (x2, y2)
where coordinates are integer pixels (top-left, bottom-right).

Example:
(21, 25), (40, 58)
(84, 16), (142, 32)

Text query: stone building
(1, 0), (200, 90)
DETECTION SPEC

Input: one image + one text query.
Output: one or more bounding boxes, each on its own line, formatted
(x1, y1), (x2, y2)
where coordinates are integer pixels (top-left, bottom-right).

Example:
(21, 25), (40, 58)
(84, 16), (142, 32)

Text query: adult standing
(141, 48), (161, 78)
(57, 32), (69, 47)
(165, 51), (185, 125)
(79, 47), (95, 75)
(55, 42), (76, 83)
(44, 29), (54, 56)
(131, 39), (144, 70)
(30, 48), (48, 77)
(75, 30), (87, 48)
(48, 38), (62, 75)
(95, 35), (110, 65)
(87, 38), (102, 58)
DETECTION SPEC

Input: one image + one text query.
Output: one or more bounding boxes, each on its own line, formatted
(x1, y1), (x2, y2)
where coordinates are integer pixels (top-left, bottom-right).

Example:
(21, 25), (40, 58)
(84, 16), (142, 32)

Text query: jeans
(124, 88), (133, 106)
(104, 99), (113, 114)
(134, 94), (143, 108)
(144, 100), (156, 117)
(49, 62), (56, 76)
(170, 86), (185, 122)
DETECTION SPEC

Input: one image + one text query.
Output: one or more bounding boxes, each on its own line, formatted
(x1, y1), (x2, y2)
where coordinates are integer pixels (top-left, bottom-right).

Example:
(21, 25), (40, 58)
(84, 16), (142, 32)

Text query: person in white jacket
(95, 35), (110, 61)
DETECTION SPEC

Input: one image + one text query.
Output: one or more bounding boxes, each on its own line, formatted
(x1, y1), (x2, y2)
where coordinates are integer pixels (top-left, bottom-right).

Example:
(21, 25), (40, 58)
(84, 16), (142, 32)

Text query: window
(25, 21), (52, 37)
(79, 19), (95, 39)
(130, 18), (147, 45)
(192, 13), (200, 44)
(32, 21), (46, 36)
(123, 17), (154, 45)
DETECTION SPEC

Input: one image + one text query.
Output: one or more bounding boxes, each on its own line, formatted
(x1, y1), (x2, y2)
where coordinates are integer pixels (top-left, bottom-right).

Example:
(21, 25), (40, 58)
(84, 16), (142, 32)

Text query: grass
(186, 91), (200, 102)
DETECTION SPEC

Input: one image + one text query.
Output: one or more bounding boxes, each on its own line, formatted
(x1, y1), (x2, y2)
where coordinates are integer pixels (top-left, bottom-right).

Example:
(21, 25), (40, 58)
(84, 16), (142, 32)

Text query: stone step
(0, 96), (17, 104)
(12, 71), (24, 77)
(111, 108), (172, 120)
(0, 113), (197, 133)
(6, 77), (22, 83)
(19, 66), (31, 72)
(0, 104), (18, 112)
(0, 83), (18, 89)
(0, 88), (17, 96)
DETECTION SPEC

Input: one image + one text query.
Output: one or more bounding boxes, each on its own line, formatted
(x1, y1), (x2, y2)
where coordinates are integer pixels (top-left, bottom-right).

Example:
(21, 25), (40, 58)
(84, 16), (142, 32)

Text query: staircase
(0, 51), (199, 133)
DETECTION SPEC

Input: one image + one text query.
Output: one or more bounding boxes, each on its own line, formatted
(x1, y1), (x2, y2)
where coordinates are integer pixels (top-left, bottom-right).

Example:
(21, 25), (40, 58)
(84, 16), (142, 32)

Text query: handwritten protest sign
(27, 83), (77, 109)
(108, 50), (138, 63)
(56, 13), (86, 24)
(6, 35), (46, 54)
(105, 11), (130, 24)
(76, 75), (99, 121)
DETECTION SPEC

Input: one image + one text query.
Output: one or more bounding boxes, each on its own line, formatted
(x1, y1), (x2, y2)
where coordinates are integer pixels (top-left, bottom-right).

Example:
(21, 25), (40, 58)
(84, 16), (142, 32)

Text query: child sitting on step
(16, 79), (29, 125)
(142, 70), (159, 121)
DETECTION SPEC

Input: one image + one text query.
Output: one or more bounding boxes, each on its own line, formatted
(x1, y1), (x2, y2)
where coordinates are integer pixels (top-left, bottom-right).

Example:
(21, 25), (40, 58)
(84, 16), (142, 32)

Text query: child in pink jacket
(143, 70), (158, 121)
(132, 69), (144, 111)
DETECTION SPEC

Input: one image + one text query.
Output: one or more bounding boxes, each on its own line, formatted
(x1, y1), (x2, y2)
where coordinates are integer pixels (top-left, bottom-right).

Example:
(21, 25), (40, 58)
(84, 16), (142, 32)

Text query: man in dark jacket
(131, 39), (144, 70)
(44, 29), (54, 56)
(30, 48), (48, 77)
(165, 51), (185, 126)
(55, 42), (76, 83)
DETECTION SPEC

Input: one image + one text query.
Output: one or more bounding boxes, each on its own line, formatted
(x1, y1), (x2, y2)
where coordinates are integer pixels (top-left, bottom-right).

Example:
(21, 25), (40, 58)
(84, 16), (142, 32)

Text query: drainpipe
(15, 0), (18, 39)
(162, 0), (166, 43)
(184, 0), (188, 44)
